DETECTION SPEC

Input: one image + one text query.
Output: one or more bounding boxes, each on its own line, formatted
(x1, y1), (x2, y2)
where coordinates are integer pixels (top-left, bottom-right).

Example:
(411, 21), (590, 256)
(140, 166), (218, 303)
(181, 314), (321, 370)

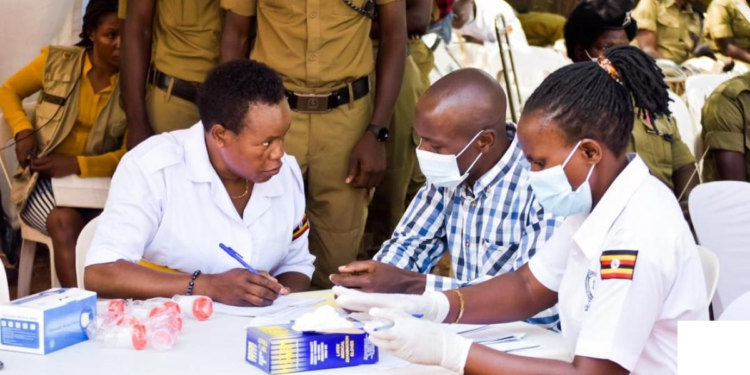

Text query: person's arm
(0, 48), (47, 167)
(332, 184), (447, 293)
(219, 6), (254, 63)
(714, 150), (747, 180)
(702, 92), (749, 181)
(632, 0), (662, 60)
(120, 0), (156, 149)
(716, 37), (750, 64)
(346, 1), (407, 189)
(407, 0), (432, 36)
(636, 30), (663, 60)
(464, 349), (628, 375)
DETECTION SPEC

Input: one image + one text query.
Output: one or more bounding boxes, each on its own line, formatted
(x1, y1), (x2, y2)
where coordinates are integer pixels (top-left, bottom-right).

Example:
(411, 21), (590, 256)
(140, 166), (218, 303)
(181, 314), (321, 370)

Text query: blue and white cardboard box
(0, 288), (96, 354)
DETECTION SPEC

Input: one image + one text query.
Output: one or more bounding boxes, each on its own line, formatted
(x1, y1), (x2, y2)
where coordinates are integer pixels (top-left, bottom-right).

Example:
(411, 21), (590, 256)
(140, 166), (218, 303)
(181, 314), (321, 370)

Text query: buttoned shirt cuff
(77, 155), (90, 178)
(705, 130), (745, 153)
(528, 256), (560, 293)
(575, 338), (639, 373)
(10, 120), (34, 137)
(710, 25), (734, 39)
(273, 264), (315, 279)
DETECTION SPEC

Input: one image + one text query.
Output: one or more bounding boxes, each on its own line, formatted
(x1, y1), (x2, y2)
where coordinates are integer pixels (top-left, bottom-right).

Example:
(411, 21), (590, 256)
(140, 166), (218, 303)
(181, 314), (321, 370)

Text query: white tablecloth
(0, 291), (571, 374)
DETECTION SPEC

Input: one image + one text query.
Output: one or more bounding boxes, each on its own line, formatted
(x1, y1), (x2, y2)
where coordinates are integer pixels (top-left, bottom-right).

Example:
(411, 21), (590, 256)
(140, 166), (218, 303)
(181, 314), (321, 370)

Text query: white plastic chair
(0, 259), (9, 303)
(689, 182), (750, 317)
(697, 246), (721, 304)
(0, 103), (60, 297)
(719, 291), (750, 321)
(75, 217), (98, 289)
(668, 91), (700, 158)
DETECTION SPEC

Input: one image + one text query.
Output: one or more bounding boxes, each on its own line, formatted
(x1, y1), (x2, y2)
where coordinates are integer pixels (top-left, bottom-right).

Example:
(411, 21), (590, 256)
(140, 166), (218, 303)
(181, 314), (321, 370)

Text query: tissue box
(0, 288), (96, 354)
(246, 324), (378, 374)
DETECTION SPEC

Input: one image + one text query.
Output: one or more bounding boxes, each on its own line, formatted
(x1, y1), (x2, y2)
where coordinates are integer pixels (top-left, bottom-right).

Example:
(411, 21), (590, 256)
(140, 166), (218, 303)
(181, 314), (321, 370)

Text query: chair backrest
(689, 181), (750, 317)
(697, 246), (721, 303)
(75, 216), (99, 289)
(719, 290), (750, 320)
(0, 260), (9, 303)
(668, 91), (699, 158)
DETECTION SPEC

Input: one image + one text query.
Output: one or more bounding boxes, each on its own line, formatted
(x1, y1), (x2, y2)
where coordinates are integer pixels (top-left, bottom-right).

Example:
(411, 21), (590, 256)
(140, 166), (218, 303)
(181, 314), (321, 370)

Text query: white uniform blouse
(85, 124), (315, 278)
(528, 156), (708, 374)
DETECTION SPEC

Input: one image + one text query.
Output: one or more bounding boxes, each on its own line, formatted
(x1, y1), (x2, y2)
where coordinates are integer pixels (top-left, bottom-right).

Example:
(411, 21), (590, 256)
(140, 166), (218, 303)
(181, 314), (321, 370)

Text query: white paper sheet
(214, 296), (324, 317)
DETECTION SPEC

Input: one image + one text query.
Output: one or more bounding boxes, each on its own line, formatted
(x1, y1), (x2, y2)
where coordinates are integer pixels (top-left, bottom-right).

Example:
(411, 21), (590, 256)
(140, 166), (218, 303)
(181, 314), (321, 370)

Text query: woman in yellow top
(0, 0), (126, 287)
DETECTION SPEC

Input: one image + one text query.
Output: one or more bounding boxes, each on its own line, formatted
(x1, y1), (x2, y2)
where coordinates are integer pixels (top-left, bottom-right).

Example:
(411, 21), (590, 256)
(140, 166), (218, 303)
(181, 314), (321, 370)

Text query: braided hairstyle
(75, 0), (119, 48)
(522, 46), (670, 156)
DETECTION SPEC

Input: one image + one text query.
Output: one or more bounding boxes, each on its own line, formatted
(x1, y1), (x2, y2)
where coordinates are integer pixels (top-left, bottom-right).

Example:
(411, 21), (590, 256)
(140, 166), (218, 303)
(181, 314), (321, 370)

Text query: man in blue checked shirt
(331, 69), (561, 327)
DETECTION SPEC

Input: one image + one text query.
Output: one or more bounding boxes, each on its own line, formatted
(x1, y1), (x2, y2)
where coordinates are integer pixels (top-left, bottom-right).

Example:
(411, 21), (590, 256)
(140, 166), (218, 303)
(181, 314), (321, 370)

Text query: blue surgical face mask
(527, 141), (596, 217)
(416, 130), (484, 189)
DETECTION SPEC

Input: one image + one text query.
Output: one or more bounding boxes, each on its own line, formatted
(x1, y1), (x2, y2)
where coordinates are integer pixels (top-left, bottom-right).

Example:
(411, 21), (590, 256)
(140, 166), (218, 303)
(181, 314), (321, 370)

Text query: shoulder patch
(292, 214), (309, 241)
(600, 250), (638, 280)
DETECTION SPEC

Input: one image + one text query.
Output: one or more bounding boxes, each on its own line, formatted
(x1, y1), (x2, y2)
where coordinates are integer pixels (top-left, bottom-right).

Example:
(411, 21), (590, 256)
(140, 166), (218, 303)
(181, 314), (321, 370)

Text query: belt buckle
(294, 93), (331, 113)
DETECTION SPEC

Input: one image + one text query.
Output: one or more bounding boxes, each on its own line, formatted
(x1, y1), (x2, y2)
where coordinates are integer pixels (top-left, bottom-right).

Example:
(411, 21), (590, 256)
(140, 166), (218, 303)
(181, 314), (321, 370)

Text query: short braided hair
(522, 46), (670, 156)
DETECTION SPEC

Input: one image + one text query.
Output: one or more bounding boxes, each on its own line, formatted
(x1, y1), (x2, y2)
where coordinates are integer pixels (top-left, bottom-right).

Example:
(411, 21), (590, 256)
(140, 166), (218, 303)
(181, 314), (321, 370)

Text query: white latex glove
(333, 286), (450, 322)
(364, 308), (473, 374)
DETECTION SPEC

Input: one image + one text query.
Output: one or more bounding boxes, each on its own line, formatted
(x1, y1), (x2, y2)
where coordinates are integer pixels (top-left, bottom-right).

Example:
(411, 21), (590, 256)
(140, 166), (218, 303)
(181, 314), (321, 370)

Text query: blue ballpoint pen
(372, 314), (424, 332)
(219, 243), (261, 275)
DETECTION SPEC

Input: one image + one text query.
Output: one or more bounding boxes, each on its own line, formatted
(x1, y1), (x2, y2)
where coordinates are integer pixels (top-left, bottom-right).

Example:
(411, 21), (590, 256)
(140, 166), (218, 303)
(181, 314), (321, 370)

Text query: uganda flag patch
(292, 215), (309, 241)
(600, 250), (638, 280)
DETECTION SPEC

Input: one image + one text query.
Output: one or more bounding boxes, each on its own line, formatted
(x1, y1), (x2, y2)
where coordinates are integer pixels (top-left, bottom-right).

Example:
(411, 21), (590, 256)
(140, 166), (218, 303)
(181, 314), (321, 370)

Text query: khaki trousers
(287, 94), (373, 289)
(146, 84), (201, 134)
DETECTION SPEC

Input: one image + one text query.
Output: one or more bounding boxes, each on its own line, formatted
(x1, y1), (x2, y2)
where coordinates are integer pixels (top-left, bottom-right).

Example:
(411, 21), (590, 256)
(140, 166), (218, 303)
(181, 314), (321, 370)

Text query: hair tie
(597, 56), (621, 83)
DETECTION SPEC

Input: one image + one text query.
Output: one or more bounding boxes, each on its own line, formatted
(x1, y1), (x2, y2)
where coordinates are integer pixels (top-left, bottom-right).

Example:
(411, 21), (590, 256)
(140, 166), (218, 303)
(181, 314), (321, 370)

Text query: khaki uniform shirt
(626, 115), (696, 190)
(247, 0), (401, 93)
(119, 0), (253, 83)
(517, 12), (566, 47)
(633, 0), (702, 64)
(701, 73), (750, 182)
(706, 0), (750, 52)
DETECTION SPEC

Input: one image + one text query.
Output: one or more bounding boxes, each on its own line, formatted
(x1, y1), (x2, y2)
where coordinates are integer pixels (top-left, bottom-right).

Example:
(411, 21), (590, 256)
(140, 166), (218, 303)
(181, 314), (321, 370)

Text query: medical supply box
(0, 288), (96, 354)
(246, 324), (378, 374)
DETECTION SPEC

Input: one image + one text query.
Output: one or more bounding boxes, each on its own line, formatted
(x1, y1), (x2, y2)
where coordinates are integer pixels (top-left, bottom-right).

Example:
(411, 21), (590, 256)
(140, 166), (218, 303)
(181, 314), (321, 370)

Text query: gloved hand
(364, 308), (473, 374)
(333, 286), (450, 323)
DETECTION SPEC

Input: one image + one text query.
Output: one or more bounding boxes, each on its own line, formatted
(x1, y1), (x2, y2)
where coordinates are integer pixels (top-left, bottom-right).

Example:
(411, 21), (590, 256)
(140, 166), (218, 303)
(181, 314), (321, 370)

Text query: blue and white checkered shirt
(375, 124), (562, 327)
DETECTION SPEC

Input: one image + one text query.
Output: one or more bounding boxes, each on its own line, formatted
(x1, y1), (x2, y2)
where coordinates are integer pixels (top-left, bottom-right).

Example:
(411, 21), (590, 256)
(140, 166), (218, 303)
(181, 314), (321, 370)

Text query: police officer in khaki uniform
(241, 0), (407, 289)
(517, 12), (566, 47)
(565, 0), (699, 209)
(701, 72), (750, 182)
(367, 0), (432, 252)
(706, 0), (750, 66)
(119, 0), (253, 148)
(633, 0), (702, 64)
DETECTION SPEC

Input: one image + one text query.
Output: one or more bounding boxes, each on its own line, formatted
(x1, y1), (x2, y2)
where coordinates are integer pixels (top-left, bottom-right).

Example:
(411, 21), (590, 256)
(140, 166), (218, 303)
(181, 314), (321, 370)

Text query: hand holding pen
(200, 243), (289, 307)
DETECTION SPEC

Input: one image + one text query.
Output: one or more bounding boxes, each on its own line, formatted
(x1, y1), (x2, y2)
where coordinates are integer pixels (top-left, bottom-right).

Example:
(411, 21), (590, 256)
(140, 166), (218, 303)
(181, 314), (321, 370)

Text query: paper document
(489, 339), (540, 353)
(214, 296), (324, 317)
(51, 175), (111, 208)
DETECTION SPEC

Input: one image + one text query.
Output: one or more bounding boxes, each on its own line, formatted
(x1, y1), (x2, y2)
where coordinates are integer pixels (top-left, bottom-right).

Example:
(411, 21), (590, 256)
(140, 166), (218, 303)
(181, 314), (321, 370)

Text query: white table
(0, 291), (570, 374)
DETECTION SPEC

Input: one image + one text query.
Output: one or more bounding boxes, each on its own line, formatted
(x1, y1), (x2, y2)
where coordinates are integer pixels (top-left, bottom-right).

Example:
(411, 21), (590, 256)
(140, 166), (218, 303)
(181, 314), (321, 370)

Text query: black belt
(286, 76), (370, 113)
(149, 67), (199, 103)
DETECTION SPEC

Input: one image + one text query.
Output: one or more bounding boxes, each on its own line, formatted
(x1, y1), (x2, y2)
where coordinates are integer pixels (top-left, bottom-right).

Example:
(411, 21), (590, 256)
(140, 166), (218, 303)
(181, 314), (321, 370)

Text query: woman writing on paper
(0, 0), (126, 287)
(335, 46), (708, 375)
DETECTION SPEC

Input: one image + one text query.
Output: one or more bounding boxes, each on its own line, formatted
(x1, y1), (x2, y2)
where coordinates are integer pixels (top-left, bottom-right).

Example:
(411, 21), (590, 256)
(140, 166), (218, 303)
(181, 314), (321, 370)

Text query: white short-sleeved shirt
(85, 123), (315, 278)
(529, 155), (708, 374)
(453, 0), (528, 47)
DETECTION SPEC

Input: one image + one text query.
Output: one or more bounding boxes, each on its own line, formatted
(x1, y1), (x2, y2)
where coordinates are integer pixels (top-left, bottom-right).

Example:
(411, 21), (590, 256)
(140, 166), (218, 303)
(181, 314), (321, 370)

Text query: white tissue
(292, 305), (355, 332)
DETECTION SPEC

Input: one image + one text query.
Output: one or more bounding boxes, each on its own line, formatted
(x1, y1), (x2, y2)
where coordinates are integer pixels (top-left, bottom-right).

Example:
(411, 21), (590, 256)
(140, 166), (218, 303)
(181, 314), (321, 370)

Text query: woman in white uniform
(84, 60), (315, 306)
(335, 46), (708, 374)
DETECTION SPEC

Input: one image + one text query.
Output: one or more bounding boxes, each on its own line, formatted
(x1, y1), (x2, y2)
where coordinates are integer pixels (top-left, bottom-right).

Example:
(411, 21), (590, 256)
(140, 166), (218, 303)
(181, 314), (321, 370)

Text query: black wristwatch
(367, 124), (389, 142)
